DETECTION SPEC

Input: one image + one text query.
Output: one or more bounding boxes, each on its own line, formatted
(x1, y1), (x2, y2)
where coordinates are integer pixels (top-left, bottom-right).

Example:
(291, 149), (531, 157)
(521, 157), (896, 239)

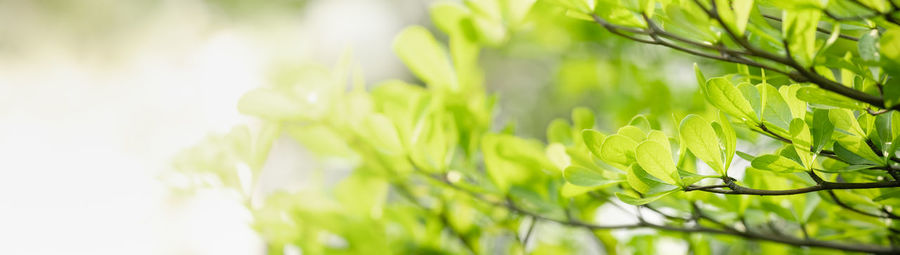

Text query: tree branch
(686, 177), (900, 196)
(419, 170), (899, 254)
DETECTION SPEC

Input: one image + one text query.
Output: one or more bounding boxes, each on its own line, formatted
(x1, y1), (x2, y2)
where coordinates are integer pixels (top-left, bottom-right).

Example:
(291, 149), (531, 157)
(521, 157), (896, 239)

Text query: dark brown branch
(687, 177), (900, 196)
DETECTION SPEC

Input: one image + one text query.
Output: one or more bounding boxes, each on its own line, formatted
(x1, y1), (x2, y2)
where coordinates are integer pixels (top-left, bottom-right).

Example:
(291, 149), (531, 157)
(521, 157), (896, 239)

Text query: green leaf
(547, 119), (574, 145)
(751, 154), (806, 173)
(882, 28), (900, 69)
(860, 29), (880, 63)
(796, 87), (865, 110)
(680, 115), (725, 175)
(878, 27), (900, 107)
(561, 182), (603, 198)
(629, 115), (652, 133)
(789, 119), (813, 167)
(733, 0), (754, 35)
(647, 130), (672, 156)
(617, 125), (647, 142)
(695, 63), (707, 93)
(572, 107), (596, 130)
(600, 134), (639, 168)
(782, 9), (820, 67)
(583, 130), (607, 158)
(287, 124), (352, 158)
(737, 82), (762, 121)
(626, 164), (675, 194)
(705, 77), (757, 121)
(736, 151), (756, 161)
(430, 2), (469, 35)
(546, 143), (571, 171)
(482, 134), (549, 192)
(717, 112), (737, 168)
(564, 165), (619, 187)
(363, 114), (405, 155)
(873, 189), (900, 202)
(832, 140), (876, 165)
(835, 135), (883, 163)
(875, 113), (892, 146)
(679, 170), (718, 186)
(393, 26), (457, 91)
(759, 83), (793, 131)
(828, 109), (865, 137)
(811, 109), (834, 153)
(635, 141), (681, 186)
(616, 189), (680, 205)
(892, 112), (900, 153)
(778, 84), (807, 121)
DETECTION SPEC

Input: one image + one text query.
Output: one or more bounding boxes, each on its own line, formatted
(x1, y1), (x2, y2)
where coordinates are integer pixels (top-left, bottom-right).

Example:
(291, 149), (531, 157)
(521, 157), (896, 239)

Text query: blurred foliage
(171, 0), (900, 254)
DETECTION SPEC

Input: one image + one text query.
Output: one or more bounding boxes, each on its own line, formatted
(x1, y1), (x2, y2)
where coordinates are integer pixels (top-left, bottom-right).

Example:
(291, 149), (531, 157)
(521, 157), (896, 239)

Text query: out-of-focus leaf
(393, 26), (457, 91)
(616, 188), (679, 205)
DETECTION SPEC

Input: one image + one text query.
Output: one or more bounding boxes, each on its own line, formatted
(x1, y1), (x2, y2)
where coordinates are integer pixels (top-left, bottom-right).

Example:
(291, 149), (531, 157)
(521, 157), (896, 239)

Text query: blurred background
(0, 0), (716, 254)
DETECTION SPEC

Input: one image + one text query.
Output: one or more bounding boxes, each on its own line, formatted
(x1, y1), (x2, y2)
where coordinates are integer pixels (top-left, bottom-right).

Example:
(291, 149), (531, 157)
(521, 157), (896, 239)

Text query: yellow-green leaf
(680, 114), (725, 175)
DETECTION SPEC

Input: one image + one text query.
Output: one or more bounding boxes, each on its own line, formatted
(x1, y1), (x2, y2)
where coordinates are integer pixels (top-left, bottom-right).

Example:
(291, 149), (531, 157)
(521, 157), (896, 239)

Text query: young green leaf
(778, 84), (807, 121)
(393, 26), (457, 91)
(796, 87), (865, 110)
(811, 109), (834, 153)
(759, 83), (792, 130)
(737, 82), (762, 120)
(875, 113), (892, 146)
(617, 125), (647, 142)
(789, 119), (813, 168)
(600, 134), (639, 168)
(647, 130), (672, 156)
(635, 141), (681, 186)
(546, 143), (571, 171)
(835, 135), (883, 163)
(695, 63), (707, 94)
(629, 115), (652, 133)
(564, 165), (618, 187)
(829, 109), (865, 137)
(782, 9), (820, 67)
(583, 130), (607, 158)
(705, 78), (757, 121)
(547, 119), (574, 145)
(860, 29), (881, 63)
(616, 189), (680, 205)
(364, 114), (405, 155)
(680, 114), (726, 175)
(750, 154), (806, 173)
(733, 0), (753, 35)
(717, 112), (737, 168)
(572, 107), (596, 130)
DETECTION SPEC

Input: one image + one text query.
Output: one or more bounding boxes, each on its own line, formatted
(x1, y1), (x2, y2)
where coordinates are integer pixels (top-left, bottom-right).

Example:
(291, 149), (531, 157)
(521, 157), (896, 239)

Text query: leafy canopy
(170, 0), (900, 254)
